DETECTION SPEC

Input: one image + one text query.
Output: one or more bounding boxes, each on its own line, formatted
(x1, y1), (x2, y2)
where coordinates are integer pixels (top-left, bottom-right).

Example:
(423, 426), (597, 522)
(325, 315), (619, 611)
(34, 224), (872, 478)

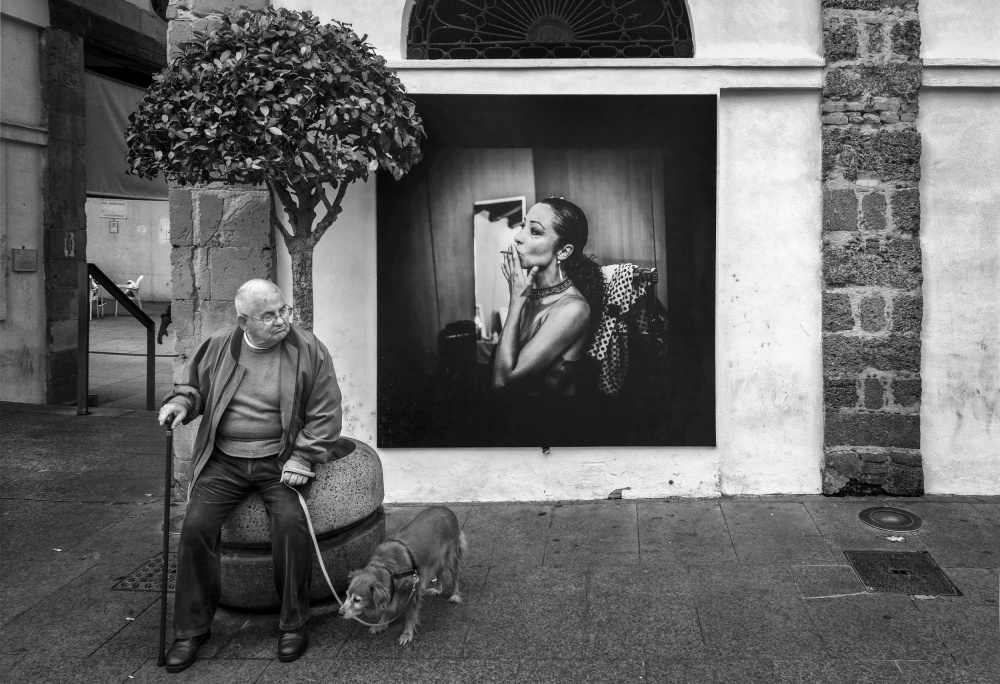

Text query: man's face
(239, 288), (291, 348)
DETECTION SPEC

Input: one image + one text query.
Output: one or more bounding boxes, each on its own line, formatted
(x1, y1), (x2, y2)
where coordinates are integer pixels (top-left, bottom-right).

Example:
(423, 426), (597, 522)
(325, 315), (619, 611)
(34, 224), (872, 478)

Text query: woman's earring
(557, 259), (564, 281)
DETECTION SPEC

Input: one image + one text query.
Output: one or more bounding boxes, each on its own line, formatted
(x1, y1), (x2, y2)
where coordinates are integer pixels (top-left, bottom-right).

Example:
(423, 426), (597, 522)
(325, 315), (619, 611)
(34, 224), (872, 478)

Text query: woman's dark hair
(538, 197), (604, 335)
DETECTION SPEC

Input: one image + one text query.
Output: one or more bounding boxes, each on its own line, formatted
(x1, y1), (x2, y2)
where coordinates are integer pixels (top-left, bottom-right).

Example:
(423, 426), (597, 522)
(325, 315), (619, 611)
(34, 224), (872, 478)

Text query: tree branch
(265, 179), (295, 243)
(311, 180), (349, 243)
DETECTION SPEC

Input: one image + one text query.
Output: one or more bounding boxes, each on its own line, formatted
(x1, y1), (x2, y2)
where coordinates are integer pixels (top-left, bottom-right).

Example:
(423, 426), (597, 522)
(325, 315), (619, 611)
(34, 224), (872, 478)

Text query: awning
(85, 71), (168, 200)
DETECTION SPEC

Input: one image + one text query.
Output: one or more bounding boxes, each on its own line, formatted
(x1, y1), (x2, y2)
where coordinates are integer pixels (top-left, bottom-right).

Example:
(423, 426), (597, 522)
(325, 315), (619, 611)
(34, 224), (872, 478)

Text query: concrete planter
(220, 508), (385, 610)
(221, 437), (384, 546)
(218, 436), (385, 610)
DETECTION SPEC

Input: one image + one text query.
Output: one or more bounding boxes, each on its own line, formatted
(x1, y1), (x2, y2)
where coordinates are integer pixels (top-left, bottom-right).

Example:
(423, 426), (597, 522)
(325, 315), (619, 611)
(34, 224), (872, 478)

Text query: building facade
(4, 1), (997, 502)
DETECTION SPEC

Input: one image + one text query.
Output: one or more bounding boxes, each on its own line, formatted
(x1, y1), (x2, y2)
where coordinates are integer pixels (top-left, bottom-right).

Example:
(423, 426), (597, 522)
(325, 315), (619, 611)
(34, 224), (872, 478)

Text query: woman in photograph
(492, 197), (604, 445)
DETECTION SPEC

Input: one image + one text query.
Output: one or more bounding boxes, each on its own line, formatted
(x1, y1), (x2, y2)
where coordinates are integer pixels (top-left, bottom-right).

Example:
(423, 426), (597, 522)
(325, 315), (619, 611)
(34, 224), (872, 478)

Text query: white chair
(89, 277), (106, 320)
(114, 275), (144, 316)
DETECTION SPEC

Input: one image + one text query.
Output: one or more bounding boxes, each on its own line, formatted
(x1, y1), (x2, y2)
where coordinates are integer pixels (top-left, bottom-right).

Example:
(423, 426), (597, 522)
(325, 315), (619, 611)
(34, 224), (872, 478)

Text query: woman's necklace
(528, 278), (572, 301)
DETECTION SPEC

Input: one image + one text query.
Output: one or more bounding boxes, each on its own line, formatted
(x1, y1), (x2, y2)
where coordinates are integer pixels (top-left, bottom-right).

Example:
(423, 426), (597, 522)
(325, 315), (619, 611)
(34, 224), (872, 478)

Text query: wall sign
(99, 199), (127, 219)
(109, 220), (119, 233)
(12, 249), (38, 272)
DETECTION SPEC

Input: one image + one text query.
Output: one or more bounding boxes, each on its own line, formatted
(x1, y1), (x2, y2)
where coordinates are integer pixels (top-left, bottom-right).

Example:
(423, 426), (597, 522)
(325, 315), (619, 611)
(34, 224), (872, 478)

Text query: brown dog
(338, 505), (467, 645)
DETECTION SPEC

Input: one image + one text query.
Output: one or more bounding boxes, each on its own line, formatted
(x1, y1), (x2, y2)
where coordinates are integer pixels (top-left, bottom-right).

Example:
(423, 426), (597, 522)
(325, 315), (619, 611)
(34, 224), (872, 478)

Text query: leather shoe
(277, 627), (309, 662)
(165, 630), (211, 673)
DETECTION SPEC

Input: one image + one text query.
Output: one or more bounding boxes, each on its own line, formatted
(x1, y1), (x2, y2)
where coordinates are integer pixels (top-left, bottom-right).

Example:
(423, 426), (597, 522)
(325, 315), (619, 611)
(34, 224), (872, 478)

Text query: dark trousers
(173, 449), (311, 638)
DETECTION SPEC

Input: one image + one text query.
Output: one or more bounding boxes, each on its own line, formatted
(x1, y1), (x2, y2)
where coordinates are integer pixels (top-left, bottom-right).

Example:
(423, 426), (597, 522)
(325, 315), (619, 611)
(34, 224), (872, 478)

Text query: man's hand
(281, 459), (312, 487)
(158, 402), (187, 429)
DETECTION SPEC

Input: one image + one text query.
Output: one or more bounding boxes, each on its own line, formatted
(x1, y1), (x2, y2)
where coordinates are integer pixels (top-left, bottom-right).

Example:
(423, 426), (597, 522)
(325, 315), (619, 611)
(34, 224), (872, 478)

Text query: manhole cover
(844, 550), (960, 595)
(111, 553), (176, 592)
(858, 506), (923, 532)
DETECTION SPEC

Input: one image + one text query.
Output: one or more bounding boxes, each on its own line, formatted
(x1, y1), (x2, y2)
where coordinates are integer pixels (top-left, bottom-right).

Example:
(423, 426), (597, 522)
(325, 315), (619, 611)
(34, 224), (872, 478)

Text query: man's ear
(236, 314), (247, 332)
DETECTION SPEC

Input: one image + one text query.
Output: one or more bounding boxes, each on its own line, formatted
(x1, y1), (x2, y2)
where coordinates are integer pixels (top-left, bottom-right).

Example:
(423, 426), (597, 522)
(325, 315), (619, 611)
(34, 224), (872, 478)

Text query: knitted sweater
(215, 336), (283, 458)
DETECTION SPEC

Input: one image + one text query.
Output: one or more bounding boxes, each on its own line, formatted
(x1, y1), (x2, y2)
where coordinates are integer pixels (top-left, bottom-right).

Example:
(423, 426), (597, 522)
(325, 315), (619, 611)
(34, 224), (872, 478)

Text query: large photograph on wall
(377, 96), (717, 448)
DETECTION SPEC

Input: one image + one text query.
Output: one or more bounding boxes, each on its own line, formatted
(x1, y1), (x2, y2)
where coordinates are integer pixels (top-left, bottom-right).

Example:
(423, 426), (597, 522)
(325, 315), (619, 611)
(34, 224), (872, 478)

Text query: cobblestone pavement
(1, 401), (998, 683)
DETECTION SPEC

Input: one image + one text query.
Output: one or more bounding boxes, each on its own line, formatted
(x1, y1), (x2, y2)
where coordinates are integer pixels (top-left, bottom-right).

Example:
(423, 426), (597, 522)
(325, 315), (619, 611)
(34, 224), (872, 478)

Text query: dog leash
(285, 482), (418, 629)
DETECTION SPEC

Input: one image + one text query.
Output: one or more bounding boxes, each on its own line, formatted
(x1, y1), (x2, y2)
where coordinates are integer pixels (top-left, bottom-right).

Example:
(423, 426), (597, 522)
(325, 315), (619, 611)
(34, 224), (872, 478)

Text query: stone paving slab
(696, 592), (828, 659)
(0, 564), (158, 658)
(972, 502), (1000, 526)
(801, 594), (951, 662)
(2, 653), (146, 684)
(935, 567), (999, 605)
(896, 660), (1000, 683)
(0, 557), (99, 625)
(645, 658), (777, 683)
(129, 657), (269, 683)
(544, 501), (639, 566)
(638, 500), (739, 565)
(586, 566), (705, 659)
(772, 660), (909, 683)
(516, 659), (645, 684)
(460, 503), (552, 567)
(789, 564), (867, 599)
(0, 499), (146, 573)
(912, 601), (1000, 666)
(803, 499), (929, 556)
(901, 502), (1000, 569)
(722, 502), (837, 565)
(254, 657), (519, 684)
(462, 565), (588, 660)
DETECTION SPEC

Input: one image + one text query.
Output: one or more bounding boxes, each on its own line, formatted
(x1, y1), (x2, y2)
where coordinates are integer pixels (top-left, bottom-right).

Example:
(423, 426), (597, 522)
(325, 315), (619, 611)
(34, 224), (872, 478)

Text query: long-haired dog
(338, 505), (467, 645)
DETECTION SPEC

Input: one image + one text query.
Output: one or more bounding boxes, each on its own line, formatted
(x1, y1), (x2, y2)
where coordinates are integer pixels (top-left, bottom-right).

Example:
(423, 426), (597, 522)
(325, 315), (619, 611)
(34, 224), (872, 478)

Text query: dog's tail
(457, 531), (468, 562)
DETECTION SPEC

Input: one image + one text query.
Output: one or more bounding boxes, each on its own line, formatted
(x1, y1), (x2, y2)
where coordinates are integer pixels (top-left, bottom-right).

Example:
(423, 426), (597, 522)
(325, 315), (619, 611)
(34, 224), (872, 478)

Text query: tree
(126, 7), (424, 330)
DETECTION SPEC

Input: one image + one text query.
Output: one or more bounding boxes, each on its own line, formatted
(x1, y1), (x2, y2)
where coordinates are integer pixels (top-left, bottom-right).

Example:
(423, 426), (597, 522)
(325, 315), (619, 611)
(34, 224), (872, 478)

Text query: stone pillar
(166, 1), (275, 497)
(168, 185), (275, 495)
(40, 29), (87, 405)
(820, 0), (923, 496)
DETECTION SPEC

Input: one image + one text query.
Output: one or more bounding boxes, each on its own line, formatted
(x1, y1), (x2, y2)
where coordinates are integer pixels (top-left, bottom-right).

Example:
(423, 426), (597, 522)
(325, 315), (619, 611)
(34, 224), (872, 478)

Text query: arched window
(406, 0), (694, 60)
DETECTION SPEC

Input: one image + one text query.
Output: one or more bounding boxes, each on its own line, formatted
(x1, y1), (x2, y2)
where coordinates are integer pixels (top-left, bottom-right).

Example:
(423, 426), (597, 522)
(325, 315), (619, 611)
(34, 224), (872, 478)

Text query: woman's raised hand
(501, 244), (538, 301)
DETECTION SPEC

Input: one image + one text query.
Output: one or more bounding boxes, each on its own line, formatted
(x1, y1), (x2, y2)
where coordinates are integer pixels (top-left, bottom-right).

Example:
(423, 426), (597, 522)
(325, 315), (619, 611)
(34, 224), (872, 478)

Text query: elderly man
(158, 279), (342, 672)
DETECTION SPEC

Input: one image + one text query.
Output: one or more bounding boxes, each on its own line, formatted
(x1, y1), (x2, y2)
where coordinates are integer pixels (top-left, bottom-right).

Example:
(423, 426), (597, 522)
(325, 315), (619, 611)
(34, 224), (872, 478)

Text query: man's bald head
(234, 279), (283, 317)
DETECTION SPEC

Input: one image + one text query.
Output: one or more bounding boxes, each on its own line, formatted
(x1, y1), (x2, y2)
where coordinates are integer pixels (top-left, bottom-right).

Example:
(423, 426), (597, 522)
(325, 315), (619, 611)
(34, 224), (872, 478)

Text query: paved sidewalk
(1, 402), (998, 683)
(87, 301), (174, 410)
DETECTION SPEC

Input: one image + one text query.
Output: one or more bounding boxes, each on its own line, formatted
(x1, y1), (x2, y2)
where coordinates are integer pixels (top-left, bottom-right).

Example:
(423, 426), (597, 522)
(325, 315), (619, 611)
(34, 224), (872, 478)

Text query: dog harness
(385, 539), (420, 599)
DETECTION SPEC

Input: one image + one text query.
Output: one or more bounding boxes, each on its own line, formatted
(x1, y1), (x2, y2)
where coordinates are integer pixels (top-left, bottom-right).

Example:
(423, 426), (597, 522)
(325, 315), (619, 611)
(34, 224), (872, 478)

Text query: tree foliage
(125, 7), (425, 329)
(127, 7), (423, 191)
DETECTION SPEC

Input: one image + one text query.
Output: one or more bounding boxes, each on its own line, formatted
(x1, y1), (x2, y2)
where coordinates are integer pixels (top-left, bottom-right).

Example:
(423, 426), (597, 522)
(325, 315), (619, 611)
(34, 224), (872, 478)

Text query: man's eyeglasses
(243, 305), (294, 325)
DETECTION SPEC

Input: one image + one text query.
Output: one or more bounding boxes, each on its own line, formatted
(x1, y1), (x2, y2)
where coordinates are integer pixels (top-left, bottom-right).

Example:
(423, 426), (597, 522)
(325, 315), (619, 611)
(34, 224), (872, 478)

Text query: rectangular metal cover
(844, 550), (960, 596)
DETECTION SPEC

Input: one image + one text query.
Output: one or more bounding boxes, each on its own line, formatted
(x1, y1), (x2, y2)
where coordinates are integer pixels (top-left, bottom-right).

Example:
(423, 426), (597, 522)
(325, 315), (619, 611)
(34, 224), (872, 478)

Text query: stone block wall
(821, 0), (923, 496)
(41, 29), (88, 405)
(169, 185), (274, 494)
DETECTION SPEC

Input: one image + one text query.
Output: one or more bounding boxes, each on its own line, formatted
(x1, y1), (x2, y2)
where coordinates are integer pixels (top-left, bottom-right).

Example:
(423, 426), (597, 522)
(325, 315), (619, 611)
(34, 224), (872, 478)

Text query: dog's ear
(371, 582), (391, 611)
(347, 568), (363, 580)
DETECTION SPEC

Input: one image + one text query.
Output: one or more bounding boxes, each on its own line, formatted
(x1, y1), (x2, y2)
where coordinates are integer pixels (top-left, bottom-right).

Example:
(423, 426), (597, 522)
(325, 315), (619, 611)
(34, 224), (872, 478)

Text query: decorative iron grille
(406, 0), (694, 60)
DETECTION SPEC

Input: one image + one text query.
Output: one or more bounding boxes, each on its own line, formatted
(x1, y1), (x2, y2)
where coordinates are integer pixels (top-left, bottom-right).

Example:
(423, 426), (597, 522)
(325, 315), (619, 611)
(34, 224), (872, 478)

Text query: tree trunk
(287, 240), (314, 332)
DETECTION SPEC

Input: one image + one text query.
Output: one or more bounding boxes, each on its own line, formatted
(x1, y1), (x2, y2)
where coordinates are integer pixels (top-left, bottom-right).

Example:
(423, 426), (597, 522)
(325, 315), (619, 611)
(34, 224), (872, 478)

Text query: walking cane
(157, 427), (173, 667)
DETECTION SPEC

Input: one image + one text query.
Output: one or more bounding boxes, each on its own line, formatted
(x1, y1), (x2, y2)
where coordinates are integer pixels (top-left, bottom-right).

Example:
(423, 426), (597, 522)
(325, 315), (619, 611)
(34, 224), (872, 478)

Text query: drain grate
(111, 553), (176, 592)
(844, 550), (960, 596)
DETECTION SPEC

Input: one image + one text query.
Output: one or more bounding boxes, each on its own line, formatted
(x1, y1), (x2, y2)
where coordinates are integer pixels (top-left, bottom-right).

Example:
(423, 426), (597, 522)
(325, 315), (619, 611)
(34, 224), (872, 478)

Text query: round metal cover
(859, 506), (923, 532)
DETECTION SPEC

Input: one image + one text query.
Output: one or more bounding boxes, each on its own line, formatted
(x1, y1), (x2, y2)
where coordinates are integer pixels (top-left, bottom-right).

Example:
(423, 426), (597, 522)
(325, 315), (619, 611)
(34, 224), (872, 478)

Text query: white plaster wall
(275, 180), (379, 446)
(921, 0), (1000, 60)
(716, 88), (824, 496)
(277, 88), (823, 502)
(920, 88), (1000, 495)
(85, 198), (172, 302)
(274, 0), (821, 61)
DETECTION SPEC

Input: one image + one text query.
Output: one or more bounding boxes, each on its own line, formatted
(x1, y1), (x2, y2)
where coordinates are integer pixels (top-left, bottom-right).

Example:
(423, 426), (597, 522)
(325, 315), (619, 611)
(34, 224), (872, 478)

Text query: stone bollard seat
(221, 436), (384, 547)
(218, 436), (385, 611)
